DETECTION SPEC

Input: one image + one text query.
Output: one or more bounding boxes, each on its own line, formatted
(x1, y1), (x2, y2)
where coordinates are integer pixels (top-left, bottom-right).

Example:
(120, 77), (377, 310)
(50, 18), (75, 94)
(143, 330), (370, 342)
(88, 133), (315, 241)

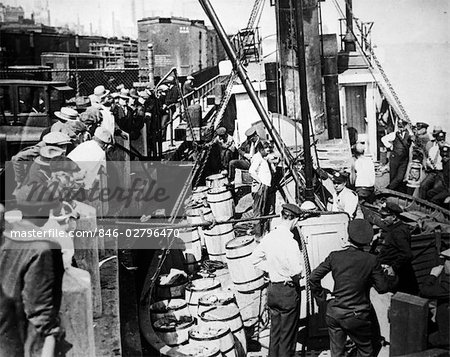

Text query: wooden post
(390, 292), (429, 356)
(60, 267), (96, 357)
(73, 201), (102, 317)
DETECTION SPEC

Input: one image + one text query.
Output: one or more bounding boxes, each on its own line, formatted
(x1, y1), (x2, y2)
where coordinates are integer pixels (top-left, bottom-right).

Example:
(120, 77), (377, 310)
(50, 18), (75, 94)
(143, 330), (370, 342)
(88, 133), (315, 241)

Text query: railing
(182, 74), (228, 110)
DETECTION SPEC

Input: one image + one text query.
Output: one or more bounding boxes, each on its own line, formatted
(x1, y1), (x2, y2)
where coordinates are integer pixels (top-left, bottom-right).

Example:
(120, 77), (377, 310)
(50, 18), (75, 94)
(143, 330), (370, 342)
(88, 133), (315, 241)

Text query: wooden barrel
(198, 290), (237, 315)
(203, 223), (235, 263)
(149, 299), (190, 322)
(206, 173), (228, 189)
(155, 275), (188, 301)
(177, 345), (221, 357)
(225, 236), (265, 292)
(207, 187), (234, 221)
(192, 186), (210, 203)
(200, 305), (247, 356)
(153, 316), (194, 346)
(186, 204), (214, 248)
(185, 278), (222, 320)
(189, 324), (236, 357)
(178, 227), (202, 274)
(235, 284), (269, 328)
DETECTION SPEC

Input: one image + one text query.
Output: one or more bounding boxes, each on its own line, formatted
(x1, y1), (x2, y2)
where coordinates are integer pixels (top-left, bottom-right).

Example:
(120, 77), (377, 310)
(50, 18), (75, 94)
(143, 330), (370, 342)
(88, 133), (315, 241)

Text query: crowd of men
(381, 120), (450, 208)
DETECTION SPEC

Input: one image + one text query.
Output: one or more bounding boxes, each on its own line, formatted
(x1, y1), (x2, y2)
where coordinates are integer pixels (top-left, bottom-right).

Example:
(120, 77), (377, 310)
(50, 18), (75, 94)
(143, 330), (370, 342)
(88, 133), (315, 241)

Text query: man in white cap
(252, 203), (304, 357)
(228, 126), (261, 184)
(68, 127), (113, 189)
(12, 132), (71, 188)
(420, 248), (450, 348)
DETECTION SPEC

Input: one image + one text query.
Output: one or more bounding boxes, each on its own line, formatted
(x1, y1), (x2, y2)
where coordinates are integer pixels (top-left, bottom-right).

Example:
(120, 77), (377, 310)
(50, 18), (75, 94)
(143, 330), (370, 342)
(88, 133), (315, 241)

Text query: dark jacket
(392, 130), (412, 159)
(113, 105), (144, 140)
(376, 220), (418, 294)
(310, 246), (395, 315)
(420, 273), (450, 347)
(0, 222), (64, 357)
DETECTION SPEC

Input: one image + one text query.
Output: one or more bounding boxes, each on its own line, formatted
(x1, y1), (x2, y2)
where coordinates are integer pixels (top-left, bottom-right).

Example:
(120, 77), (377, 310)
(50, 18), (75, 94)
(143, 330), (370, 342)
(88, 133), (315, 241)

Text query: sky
(4, 0), (449, 131)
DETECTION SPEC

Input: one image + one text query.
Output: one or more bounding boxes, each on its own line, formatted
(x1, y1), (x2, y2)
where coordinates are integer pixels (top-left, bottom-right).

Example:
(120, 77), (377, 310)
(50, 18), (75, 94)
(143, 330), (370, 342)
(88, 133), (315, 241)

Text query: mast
(198, 0), (305, 197)
(293, 0), (314, 201)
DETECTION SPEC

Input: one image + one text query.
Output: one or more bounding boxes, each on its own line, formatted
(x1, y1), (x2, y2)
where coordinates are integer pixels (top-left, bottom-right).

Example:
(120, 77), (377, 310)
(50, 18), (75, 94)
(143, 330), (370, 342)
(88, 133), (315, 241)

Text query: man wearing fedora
(252, 203), (304, 357)
(420, 248), (450, 348)
(310, 219), (397, 357)
(112, 88), (144, 141)
(21, 146), (65, 188)
(89, 85), (110, 107)
(140, 85), (162, 159)
(12, 132), (71, 189)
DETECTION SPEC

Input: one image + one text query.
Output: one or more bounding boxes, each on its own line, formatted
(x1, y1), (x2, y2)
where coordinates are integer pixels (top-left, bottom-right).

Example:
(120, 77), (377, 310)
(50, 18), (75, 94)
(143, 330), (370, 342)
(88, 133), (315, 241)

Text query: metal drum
(153, 316), (194, 346)
(149, 299), (190, 322)
(178, 227), (202, 274)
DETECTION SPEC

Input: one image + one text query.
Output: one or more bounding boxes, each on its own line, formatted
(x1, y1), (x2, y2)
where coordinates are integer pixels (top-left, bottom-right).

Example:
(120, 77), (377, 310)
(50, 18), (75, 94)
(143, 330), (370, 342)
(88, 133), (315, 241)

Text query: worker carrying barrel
(251, 203), (303, 357)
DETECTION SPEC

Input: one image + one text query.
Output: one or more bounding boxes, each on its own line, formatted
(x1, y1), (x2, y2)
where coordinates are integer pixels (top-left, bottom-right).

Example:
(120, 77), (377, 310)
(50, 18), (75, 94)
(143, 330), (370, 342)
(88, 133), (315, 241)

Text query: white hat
(118, 88), (131, 100)
(93, 85), (110, 98)
(94, 127), (113, 144)
(440, 248), (450, 259)
(187, 75), (194, 80)
(43, 132), (72, 145)
(300, 201), (316, 210)
(54, 107), (79, 122)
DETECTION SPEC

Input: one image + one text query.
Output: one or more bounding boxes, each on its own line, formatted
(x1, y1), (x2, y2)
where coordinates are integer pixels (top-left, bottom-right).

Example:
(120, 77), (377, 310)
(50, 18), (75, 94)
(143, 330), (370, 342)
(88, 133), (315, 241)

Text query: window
(18, 86), (46, 114)
(0, 86), (12, 116)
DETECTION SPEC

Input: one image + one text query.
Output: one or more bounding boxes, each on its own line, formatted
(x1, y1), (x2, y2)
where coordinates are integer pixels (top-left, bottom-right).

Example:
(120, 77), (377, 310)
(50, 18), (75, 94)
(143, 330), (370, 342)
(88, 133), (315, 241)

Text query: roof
(41, 52), (105, 59)
(0, 79), (72, 86)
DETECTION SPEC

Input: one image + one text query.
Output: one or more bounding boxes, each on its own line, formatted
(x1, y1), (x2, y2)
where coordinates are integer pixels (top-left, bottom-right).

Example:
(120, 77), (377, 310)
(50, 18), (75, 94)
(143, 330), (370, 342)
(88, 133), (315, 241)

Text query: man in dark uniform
(420, 248), (450, 348)
(382, 119), (413, 192)
(252, 203), (303, 357)
(375, 202), (419, 295)
(310, 219), (397, 357)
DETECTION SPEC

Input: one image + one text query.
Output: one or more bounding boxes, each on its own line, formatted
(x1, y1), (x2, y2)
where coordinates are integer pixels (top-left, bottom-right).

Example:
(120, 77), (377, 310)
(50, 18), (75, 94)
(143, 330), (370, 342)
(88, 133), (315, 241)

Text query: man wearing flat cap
(228, 126), (261, 184)
(330, 171), (360, 219)
(381, 118), (413, 192)
(413, 122), (430, 154)
(374, 202), (418, 294)
(252, 203), (303, 357)
(310, 219), (397, 357)
(210, 127), (236, 172)
(420, 248), (450, 348)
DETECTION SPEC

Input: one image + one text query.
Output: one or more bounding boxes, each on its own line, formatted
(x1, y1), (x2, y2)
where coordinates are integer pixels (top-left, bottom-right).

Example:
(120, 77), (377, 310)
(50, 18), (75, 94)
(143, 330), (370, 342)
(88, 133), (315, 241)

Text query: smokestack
(343, 0), (356, 52)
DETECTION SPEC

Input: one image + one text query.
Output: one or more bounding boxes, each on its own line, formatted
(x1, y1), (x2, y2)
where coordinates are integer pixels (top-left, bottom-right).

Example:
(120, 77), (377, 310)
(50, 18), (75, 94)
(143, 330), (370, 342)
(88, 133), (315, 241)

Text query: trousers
(326, 306), (374, 357)
(267, 283), (300, 357)
(388, 153), (409, 191)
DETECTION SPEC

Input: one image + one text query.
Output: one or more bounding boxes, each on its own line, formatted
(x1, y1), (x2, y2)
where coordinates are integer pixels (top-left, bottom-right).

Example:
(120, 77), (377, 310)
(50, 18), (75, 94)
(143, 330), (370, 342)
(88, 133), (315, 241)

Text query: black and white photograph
(0, 0), (448, 356)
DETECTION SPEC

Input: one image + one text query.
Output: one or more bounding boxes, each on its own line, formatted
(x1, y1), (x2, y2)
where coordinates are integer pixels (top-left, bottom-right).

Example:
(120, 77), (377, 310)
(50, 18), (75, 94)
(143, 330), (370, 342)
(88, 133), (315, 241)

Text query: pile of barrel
(150, 277), (268, 356)
(147, 173), (269, 356)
